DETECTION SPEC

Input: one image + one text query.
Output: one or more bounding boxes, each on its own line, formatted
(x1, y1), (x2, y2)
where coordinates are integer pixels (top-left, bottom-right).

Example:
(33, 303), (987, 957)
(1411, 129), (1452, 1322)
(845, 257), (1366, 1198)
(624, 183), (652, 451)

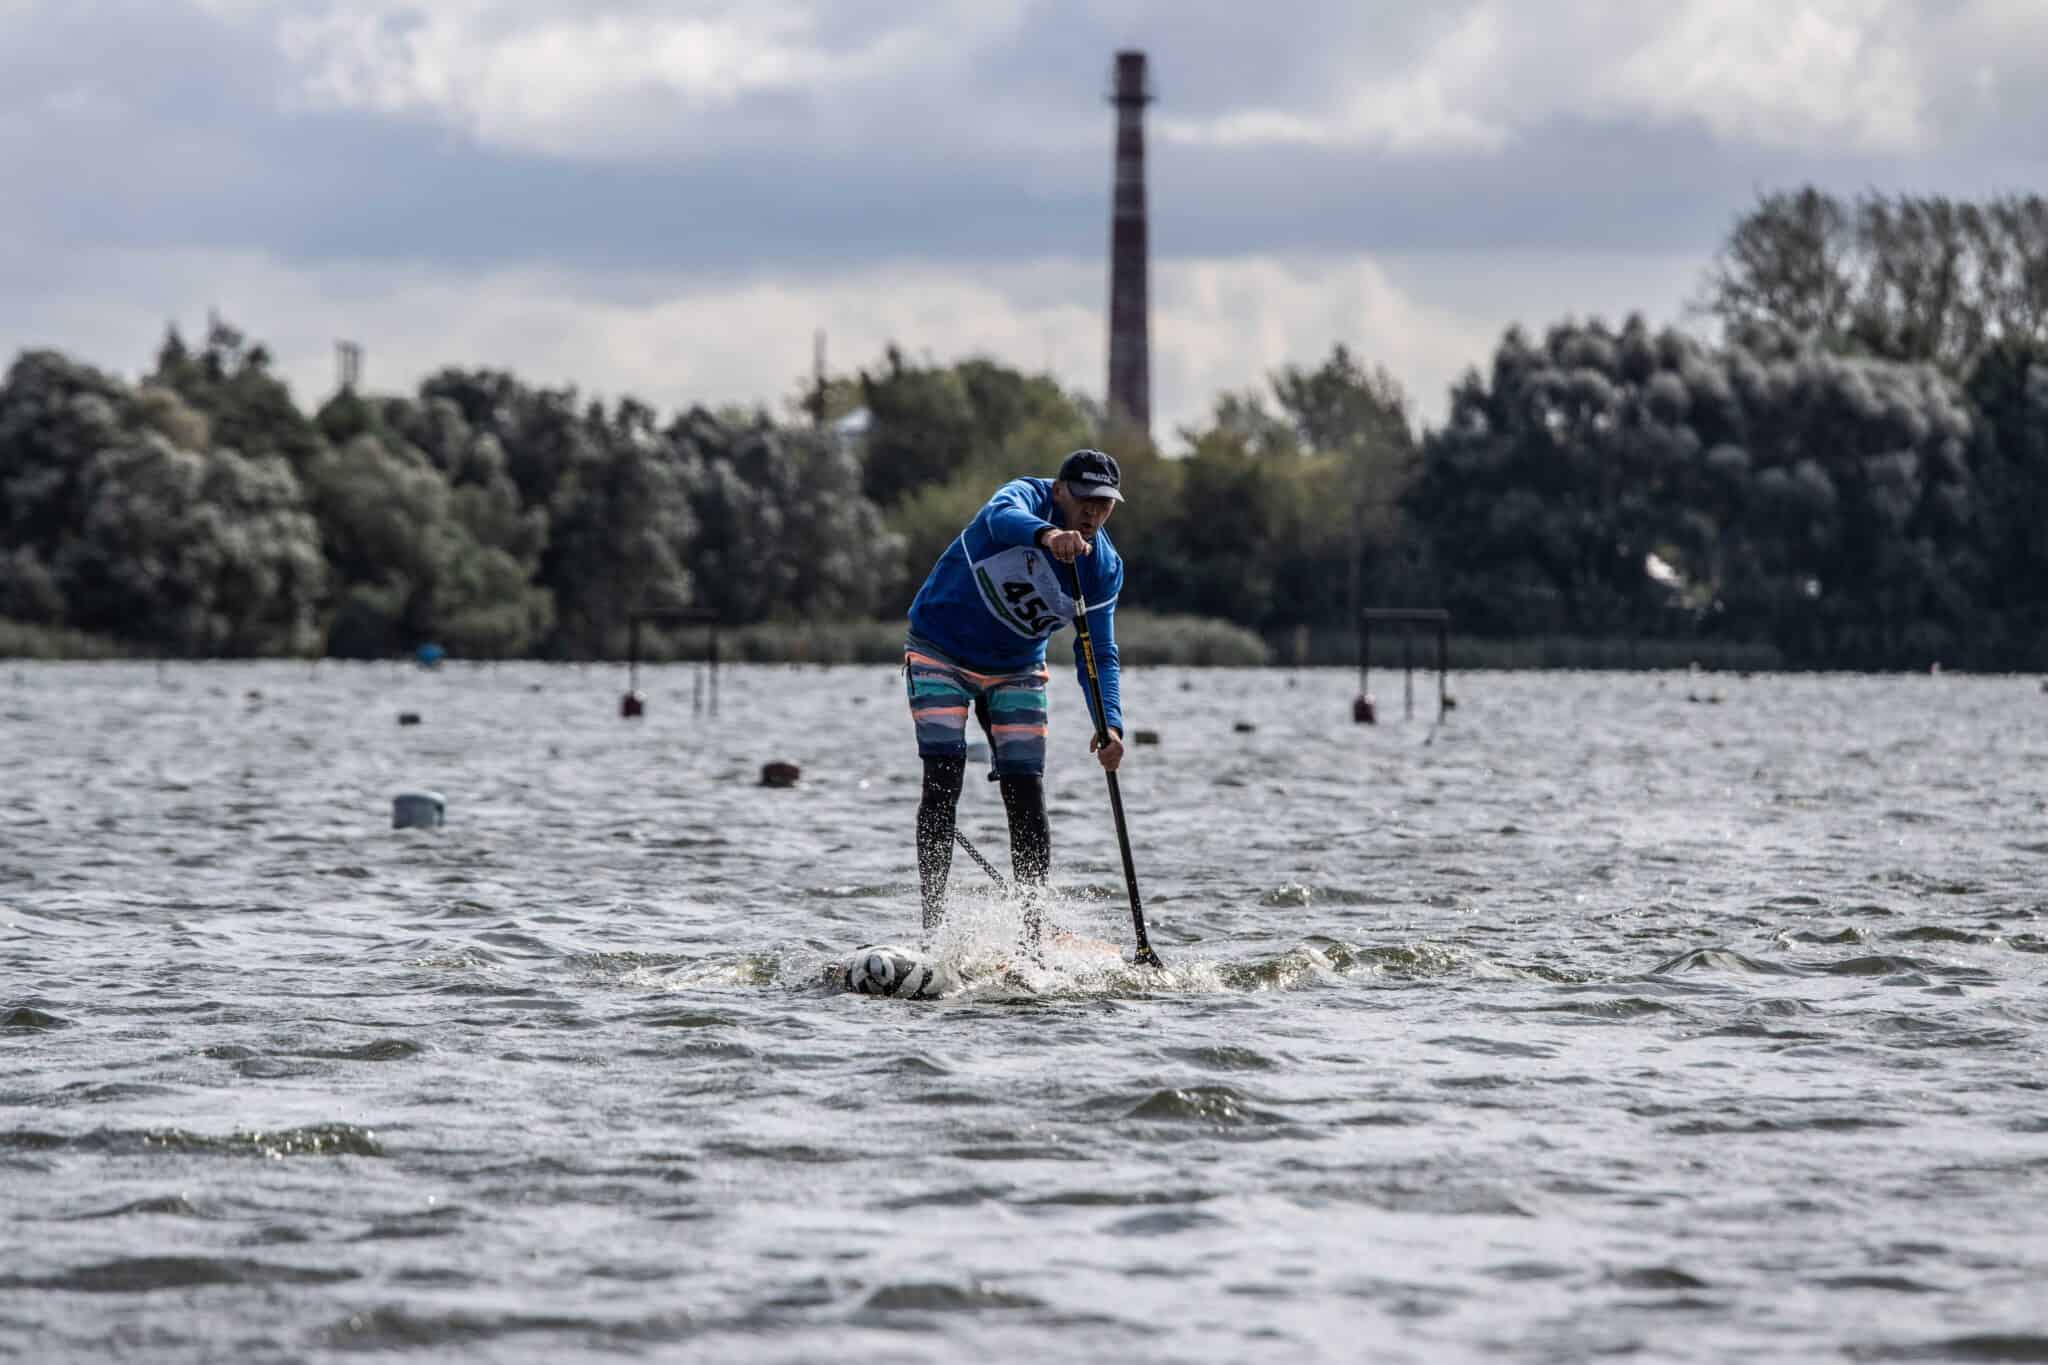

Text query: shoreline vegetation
(0, 611), (1852, 673)
(5, 188), (2046, 674)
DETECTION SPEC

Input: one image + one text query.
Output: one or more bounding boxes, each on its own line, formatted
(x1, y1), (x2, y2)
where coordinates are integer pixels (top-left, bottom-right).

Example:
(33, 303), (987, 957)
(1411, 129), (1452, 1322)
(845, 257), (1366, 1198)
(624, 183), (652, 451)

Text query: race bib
(969, 544), (1075, 640)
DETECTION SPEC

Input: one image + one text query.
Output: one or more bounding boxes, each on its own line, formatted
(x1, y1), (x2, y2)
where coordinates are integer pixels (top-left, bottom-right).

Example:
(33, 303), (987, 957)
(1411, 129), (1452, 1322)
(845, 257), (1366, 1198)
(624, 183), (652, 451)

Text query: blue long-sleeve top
(906, 477), (1125, 734)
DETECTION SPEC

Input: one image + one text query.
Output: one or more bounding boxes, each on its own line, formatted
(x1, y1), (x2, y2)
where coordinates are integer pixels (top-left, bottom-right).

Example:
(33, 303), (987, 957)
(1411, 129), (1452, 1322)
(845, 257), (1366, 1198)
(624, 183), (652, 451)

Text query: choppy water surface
(5, 661), (2047, 1363)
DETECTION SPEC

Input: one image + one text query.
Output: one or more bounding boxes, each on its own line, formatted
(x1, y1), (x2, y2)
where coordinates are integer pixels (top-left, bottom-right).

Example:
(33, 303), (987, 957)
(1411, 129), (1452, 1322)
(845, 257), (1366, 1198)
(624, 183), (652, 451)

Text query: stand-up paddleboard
(836, 944), (953, 1000)
(834, 931), (1124, 1001)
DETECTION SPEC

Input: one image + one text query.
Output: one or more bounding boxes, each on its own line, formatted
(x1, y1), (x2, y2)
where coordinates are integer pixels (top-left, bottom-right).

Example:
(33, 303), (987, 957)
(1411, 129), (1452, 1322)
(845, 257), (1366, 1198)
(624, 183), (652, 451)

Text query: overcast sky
(4, 0), (2044, 444)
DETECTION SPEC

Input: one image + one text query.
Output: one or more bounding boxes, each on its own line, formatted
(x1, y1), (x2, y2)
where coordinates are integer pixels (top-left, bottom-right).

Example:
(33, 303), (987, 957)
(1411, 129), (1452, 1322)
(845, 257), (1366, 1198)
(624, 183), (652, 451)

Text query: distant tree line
(2, 185), (2045, 667)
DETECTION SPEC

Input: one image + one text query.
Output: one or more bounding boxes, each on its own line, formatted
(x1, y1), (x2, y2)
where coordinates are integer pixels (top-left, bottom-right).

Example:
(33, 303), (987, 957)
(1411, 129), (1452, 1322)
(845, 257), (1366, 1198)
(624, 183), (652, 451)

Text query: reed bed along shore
(0, 613), (1888, 675)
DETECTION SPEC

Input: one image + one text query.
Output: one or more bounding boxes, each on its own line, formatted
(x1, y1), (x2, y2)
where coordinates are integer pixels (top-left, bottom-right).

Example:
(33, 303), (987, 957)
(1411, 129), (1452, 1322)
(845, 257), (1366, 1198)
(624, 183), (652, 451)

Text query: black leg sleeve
(998, 773), (1050, 945)
(916, 755), (967, 934)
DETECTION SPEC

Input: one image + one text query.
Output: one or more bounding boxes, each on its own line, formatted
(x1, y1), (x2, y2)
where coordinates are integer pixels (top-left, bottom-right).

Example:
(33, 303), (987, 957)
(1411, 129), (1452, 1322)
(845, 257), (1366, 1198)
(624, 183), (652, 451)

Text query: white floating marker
(392, 791), (445, 829)
(838, 944), (951, 999)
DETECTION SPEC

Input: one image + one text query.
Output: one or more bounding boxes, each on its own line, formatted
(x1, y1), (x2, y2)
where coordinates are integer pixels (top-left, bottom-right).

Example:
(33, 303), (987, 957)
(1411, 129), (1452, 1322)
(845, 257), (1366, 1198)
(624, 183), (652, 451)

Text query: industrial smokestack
(1106, 50), (1152, 433)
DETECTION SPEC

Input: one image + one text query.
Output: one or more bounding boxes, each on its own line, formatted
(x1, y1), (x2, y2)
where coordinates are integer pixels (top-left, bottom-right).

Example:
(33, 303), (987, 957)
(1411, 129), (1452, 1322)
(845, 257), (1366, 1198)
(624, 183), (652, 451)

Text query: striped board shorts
(905, 635), (1051, 777)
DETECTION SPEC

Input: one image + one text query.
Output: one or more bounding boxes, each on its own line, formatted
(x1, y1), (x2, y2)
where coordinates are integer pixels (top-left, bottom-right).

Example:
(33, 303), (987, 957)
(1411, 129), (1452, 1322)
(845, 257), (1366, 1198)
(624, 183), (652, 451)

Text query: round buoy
(620, 691), (645, 719)
(761, 761), (801, 788)
(397, 711), (421, 726)
(392, 791), (445, 829)
(1132, 729), (1160, 746)
(1353, 694), (1376, 724)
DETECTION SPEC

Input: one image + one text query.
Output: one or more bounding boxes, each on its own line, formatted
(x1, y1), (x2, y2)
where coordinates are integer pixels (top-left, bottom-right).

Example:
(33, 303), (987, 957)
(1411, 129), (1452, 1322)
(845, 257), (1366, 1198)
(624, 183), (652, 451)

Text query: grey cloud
(3, 0), (2045, 286)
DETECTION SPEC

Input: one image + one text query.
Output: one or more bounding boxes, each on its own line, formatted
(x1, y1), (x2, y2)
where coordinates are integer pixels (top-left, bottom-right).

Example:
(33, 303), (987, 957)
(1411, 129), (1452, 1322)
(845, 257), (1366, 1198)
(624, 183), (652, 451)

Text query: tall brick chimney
(1106, 50), (1152, 432)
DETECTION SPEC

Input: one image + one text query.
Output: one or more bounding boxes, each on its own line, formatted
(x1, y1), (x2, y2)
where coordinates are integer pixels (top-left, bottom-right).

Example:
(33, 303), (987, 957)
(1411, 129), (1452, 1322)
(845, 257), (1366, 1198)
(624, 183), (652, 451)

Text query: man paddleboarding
(903, 448), (1128, 946)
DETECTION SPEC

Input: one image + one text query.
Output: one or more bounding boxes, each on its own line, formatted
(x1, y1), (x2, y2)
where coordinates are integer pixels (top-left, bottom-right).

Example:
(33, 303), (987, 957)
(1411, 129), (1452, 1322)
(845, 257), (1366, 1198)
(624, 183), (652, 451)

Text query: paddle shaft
(953, 827), (1008, 892)
(1067, 571), (1162, 968)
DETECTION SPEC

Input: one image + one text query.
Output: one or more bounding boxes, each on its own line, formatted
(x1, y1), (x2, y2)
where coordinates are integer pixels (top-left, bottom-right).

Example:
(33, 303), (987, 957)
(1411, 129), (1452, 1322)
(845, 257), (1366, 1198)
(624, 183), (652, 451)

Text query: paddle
(953, 827), (1009, 893)
(1064, 563), (1163, 968)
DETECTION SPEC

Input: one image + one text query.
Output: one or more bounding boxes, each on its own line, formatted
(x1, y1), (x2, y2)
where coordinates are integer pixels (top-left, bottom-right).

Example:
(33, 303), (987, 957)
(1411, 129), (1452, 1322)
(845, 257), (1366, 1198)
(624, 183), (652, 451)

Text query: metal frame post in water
(1360, 607), (1452, 722)
(624, 606), (721, 718)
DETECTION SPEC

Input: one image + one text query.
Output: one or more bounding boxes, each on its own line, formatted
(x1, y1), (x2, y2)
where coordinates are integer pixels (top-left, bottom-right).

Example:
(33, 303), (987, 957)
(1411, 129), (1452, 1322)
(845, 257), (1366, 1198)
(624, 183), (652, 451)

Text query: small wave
(1664, 1115), (1905, 1137)
(1817, 1274), (1945, 1293)
(1888, 926), (1985, 944)
(636, 1010), (734, 1029)
(1849, 1333), (2048, 1362)
(1162, 1044), (1278, 1071)
(301, 1038), (423, 1062)
(1294, 1177), (1531, 1217)
(1483, 1261), (1574, 1282)
(3, 1006), (71, 1031)
(1700, 1022), (1830, 1042)
(351, 1205), (469, 1242)
(1781, 928), (1869, 945)
(1017, 1186), (1215, 1208)
(703, 1140), (856, 1164)
(6, 1124), (383, 1158)
(1649, 947), (1796, 975)
(1302, 937), (1467, 979)
(1105, 1209), (1221, 1237)
(1424, 1034), (1557, 1059)
(319, 1304), (678, 1351)
(60, 1082), (178, 1104)
(1256, 882), (1399, 907)
(144, 1124), (385, 1158)
(1122, 1086), (1289, 1126)
(877, 1183), (1011, 1211)
(0, 1255), (357, 1294)
(63, 1195), (205, 1220)
(1430, 1073), (1520, 1091)
(949, 1143), (1091, 1162)
(1822, 955), (1940, 977)
(1610, 1265), (1710, 1290)
(1509, 997), (1690, 1022)
(859, 1281), (1045, 1313)
(797, 882), (902, 900)
(1859, 1016), (2025, 1050)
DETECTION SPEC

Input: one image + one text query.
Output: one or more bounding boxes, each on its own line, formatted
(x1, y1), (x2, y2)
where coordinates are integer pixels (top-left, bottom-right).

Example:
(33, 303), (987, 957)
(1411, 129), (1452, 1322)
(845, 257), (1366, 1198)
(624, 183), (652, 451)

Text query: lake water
(4, 660), (2046, 1363)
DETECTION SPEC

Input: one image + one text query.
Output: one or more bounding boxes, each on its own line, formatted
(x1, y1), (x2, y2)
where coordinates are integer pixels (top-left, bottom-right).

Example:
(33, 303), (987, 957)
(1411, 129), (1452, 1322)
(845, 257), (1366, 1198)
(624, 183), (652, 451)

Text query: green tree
(1270, 344), (1421, 622)
(301, 429), (553, 659)
(1701, 188), (2048, 376)
(858, 347), (979, 508)
(678, 409), (900, 624)
(151, 320), (323, 470)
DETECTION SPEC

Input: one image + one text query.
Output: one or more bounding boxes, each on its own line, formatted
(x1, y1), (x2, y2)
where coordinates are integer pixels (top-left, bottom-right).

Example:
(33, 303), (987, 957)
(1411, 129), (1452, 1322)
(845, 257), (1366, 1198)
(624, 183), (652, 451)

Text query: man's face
(1055, 482), (1118, 537)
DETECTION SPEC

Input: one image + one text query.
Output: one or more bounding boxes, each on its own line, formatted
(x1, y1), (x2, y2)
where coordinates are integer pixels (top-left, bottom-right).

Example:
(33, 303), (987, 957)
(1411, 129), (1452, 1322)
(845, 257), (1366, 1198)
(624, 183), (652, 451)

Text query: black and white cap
(1058, 448), (1124, 502)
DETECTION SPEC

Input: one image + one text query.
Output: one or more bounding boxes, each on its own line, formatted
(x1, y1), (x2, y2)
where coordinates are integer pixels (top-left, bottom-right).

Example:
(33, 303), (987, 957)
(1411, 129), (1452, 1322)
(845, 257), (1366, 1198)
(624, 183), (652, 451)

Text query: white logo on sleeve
(969, 545), (1075, 639)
